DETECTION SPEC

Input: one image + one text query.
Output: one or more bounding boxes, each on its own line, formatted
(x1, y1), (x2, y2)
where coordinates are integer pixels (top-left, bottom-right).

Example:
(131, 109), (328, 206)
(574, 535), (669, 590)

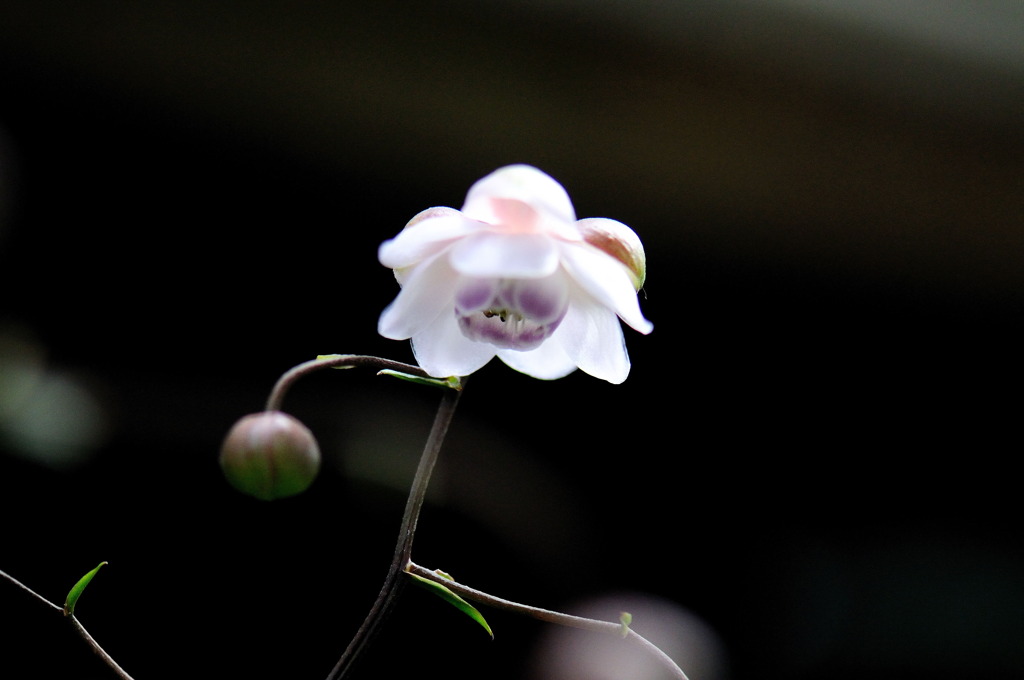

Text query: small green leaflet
(64, 561), (107, 616)
(313, 355), (462, 390)
(377, 370), (463, 391)
(619, 611), (633, 637)
(409, 570), (493, 639)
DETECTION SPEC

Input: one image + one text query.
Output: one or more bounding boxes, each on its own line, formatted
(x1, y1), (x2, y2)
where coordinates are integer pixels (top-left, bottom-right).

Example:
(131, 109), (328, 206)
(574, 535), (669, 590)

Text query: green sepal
(409, 570), (493, 639)
(64, 562), (107, 616)
(377, 370), (463, 391)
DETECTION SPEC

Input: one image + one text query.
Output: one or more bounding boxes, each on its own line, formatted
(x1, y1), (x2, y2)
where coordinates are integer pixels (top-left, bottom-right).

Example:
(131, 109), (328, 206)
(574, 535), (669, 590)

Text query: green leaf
(619, 611), (633, 637)
(63, 562), (107, 616)
(377, 369), (463, 391)
(409, 570), (493, 639)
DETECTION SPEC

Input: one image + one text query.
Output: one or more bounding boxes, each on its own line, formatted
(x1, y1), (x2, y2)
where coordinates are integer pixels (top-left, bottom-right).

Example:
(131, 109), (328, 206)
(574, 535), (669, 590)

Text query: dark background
(1, 2), (1022, 679)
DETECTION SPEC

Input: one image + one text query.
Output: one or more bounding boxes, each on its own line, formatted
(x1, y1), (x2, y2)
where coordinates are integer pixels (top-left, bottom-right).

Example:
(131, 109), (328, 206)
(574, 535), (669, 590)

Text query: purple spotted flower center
(453, 275), (570, 351)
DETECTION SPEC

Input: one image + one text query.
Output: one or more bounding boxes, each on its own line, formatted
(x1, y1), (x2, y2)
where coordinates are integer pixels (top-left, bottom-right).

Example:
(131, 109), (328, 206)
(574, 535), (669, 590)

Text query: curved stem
(325, 382), (464, 680)
(405, 562), (689, 680)
(265, 355), (431, 412)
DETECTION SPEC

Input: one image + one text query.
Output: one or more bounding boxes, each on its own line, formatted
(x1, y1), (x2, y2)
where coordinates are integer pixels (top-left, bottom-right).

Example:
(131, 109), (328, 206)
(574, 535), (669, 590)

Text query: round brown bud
(219, 411), (321, 500)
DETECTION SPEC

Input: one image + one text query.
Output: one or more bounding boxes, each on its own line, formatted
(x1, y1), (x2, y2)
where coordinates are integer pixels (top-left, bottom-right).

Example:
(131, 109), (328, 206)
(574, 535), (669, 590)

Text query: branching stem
(405, 562), (690, 680)
(5, 353), (688, 680)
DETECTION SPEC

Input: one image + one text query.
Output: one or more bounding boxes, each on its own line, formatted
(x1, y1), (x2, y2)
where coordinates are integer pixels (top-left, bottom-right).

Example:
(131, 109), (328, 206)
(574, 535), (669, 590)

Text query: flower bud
(219, 411), (320, 500)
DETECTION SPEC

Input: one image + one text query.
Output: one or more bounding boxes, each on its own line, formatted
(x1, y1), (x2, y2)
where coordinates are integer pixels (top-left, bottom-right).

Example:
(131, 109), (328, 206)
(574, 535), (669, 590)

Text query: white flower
(377, 165), (652, 384)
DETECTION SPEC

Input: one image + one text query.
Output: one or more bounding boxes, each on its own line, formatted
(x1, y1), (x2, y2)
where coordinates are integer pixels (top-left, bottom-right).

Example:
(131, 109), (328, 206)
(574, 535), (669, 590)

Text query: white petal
(462, 165), (576, 226)
(558, 243), (653, 334)
(377, 254), (458, 340)
(496, 340), (578, 381)
(411, 309), (497, 378)
(553, 297), (631, 384)
(449, 231), (560, 278)
(378, 209), (479, 270)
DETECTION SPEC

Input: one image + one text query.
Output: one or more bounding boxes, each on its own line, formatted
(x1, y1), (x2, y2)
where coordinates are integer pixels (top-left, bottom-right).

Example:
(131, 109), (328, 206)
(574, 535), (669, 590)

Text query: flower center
(453, 275), (570, 351)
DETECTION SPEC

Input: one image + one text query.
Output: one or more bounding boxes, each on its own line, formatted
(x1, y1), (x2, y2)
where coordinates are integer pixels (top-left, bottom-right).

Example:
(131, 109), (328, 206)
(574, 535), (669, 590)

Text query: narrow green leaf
(409, 571), (493, 639)
(64, 562), (107, 616)
(377, 369), (463, 391)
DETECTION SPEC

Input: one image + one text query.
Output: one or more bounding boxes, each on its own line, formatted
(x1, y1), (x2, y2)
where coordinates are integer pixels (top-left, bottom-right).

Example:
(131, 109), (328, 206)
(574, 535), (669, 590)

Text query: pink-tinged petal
(378, 209), (479, 270)
(552, 298), (631, 384)
(462, 165), (576, 227)
(496, 340), (577, 381)
(558, 243), (653, 334)
(449, 231), (560, 278)
(412, 310), (498, 378)
(377, 254), (458, 340)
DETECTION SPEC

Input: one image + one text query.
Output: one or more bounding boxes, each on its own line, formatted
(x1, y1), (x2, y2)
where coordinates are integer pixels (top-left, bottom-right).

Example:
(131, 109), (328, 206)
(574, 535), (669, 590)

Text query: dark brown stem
(324, 381), (464, 680)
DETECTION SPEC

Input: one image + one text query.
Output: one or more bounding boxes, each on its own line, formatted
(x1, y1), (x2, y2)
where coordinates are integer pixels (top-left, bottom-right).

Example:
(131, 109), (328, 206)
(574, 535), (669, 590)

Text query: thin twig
(68, 615), (136, 680)
(0, 568), (62, 612)
(1, 569), (136, 680)
(406, 561), (689, 680)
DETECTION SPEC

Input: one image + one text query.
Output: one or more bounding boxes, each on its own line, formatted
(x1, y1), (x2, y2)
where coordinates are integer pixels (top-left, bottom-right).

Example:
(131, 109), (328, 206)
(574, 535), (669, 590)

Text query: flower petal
(577, 217), (646, 290)
(462, 165), (577, 229)
(558, 243), (653, 334)
(412, 309), (498, 378)
(449, 231), (560, 279)
(378, 208), (479, 270)
(503, 273), (570, 325)
(454, 277), (501, 314)
(552, 296), (631, 384)
(377, 254), (458, 340)
(496, 340), (578, 381)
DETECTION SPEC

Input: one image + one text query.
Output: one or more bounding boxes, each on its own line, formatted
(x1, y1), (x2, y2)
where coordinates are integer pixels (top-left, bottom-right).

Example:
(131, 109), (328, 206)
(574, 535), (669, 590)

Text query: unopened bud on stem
(219, 411), (320, 500)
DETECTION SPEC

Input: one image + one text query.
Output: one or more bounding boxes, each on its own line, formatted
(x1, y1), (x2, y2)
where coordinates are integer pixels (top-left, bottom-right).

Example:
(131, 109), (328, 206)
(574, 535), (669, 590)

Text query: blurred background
(1, 1), (1021, 679)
